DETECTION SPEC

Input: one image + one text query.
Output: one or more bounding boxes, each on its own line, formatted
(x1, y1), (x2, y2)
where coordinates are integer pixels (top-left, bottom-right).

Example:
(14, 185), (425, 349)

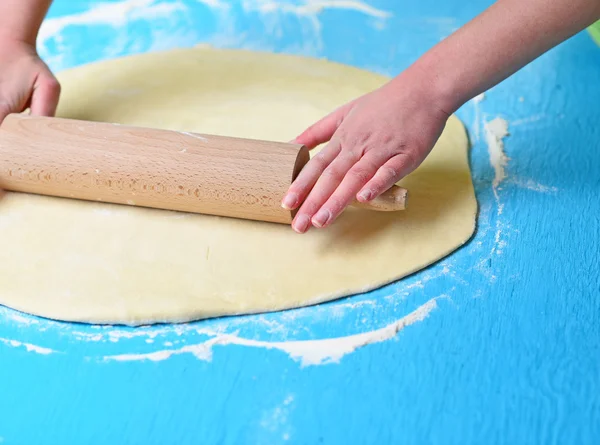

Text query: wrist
(0, 33), (37, 53)
(399, 53), (472, 116)
(0, 0), (52, 47)
(0, 26), (38, 45)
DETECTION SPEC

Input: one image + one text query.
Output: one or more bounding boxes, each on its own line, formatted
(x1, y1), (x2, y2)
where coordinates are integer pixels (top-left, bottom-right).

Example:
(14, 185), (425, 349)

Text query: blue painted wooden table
(1, 1), (599, 443)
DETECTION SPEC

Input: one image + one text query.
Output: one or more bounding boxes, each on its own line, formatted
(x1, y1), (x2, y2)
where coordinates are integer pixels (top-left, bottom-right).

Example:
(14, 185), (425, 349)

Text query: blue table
(1, 1), (599, 443)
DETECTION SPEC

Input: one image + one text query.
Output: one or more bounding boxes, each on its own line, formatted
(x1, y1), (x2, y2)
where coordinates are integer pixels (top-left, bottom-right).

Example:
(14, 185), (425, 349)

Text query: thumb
(30, 69), (61, 117)
(293, 100), (355, 149)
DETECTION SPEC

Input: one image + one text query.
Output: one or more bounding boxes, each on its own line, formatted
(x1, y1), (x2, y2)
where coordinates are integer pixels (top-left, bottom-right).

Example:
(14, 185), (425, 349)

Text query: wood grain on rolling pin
(0, 115), (406, 224)
(0, 115), (307, 224)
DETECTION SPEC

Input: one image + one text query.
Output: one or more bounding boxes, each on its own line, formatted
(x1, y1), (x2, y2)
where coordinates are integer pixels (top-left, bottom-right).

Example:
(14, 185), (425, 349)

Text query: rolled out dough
(0, 47), (476, 325)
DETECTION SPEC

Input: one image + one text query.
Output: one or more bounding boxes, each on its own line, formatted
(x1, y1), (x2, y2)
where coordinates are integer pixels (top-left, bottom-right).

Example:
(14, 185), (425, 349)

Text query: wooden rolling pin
(0, 114), (407, 224)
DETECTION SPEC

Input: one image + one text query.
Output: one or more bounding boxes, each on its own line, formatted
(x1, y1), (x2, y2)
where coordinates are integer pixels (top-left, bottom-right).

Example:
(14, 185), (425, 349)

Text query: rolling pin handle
(351, 185), (408, 212)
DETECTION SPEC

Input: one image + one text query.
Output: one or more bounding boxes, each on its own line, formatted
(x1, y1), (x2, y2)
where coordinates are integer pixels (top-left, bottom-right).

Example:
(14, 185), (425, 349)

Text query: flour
(179, 131), (209, 142)
(102, 298), (439, 366)
(511, 114), (546, 127)
(0, 337), (55, 355)
(509, 178), (558, 194)
(242, 0), (392, 19)
(39, 0), (186, 44)
(484, 117), (510, 190)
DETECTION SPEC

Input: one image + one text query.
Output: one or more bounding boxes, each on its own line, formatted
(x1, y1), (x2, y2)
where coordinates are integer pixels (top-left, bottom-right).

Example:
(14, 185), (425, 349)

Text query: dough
(0, 48), (476, 325)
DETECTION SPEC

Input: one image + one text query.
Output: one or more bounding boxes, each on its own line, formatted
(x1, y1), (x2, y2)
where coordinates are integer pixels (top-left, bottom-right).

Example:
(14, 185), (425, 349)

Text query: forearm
(407, 0), (600, 113)
(0, 0), (53, 45)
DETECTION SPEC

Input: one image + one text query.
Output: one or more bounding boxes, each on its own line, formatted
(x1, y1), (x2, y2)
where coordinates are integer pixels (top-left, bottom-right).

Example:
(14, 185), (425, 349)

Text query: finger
(292, 149), (360, 233)
(281, 140), (341, 210)
(0, 101), (11, 124)
(293, 101), (354, 149)
(357, 153), (417, 201)
(312, 150), (391, 228)
(30, 71), (61, 117)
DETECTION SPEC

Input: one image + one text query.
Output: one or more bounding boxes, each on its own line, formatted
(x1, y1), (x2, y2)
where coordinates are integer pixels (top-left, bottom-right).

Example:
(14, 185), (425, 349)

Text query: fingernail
(358, 189), (372, 201)
(281, 193), (298, 210)
(312, 209), (332, 228)
(293, 215), (310, 233)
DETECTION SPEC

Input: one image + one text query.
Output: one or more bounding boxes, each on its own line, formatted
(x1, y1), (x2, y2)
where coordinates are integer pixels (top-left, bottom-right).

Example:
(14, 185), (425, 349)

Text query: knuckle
(347, 165), (373, 184)
(379, 165), (399, 181)
(382, 133), (395, 145)
(322, 165), (344, 179)
(355, 132), (371, 145)
(41, 74), (61, 94)
(325, 196), (345, 213)
(0, 101), (11, 114)
(335, 125), (349, 140)
(401, 150), (420, 170)
(341, 148), (362, 161)
(301, 200), (322, 215)
(310, 153), (329, 170)
(47, 78), (61, 94)
(340, 132), (370, 151)
(314, 150), (327, 159)
(0, 100), (14, 119)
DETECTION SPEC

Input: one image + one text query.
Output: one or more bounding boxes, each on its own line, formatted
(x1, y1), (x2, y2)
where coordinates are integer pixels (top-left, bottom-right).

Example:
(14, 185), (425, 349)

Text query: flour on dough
(0, 48), (476, 325)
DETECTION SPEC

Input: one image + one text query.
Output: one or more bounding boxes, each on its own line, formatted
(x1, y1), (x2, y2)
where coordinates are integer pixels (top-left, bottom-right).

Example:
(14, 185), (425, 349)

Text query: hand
(0, 38), (60, 123)
(281, 74), (450, 233)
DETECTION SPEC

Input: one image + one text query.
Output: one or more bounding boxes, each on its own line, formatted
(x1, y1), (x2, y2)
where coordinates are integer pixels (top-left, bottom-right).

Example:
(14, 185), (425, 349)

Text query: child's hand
(0, 39), (60, 123)
(282, 74), (450, 233)
(281, 0), (600, 234)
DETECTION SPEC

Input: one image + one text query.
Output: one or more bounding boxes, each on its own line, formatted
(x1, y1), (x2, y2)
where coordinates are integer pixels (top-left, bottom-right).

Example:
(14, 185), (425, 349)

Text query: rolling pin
(0, 114), (407, 224)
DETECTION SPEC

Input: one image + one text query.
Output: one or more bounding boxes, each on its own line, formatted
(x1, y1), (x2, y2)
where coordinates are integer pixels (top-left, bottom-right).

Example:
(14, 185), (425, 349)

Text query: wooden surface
(0, 1), (598, 444)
